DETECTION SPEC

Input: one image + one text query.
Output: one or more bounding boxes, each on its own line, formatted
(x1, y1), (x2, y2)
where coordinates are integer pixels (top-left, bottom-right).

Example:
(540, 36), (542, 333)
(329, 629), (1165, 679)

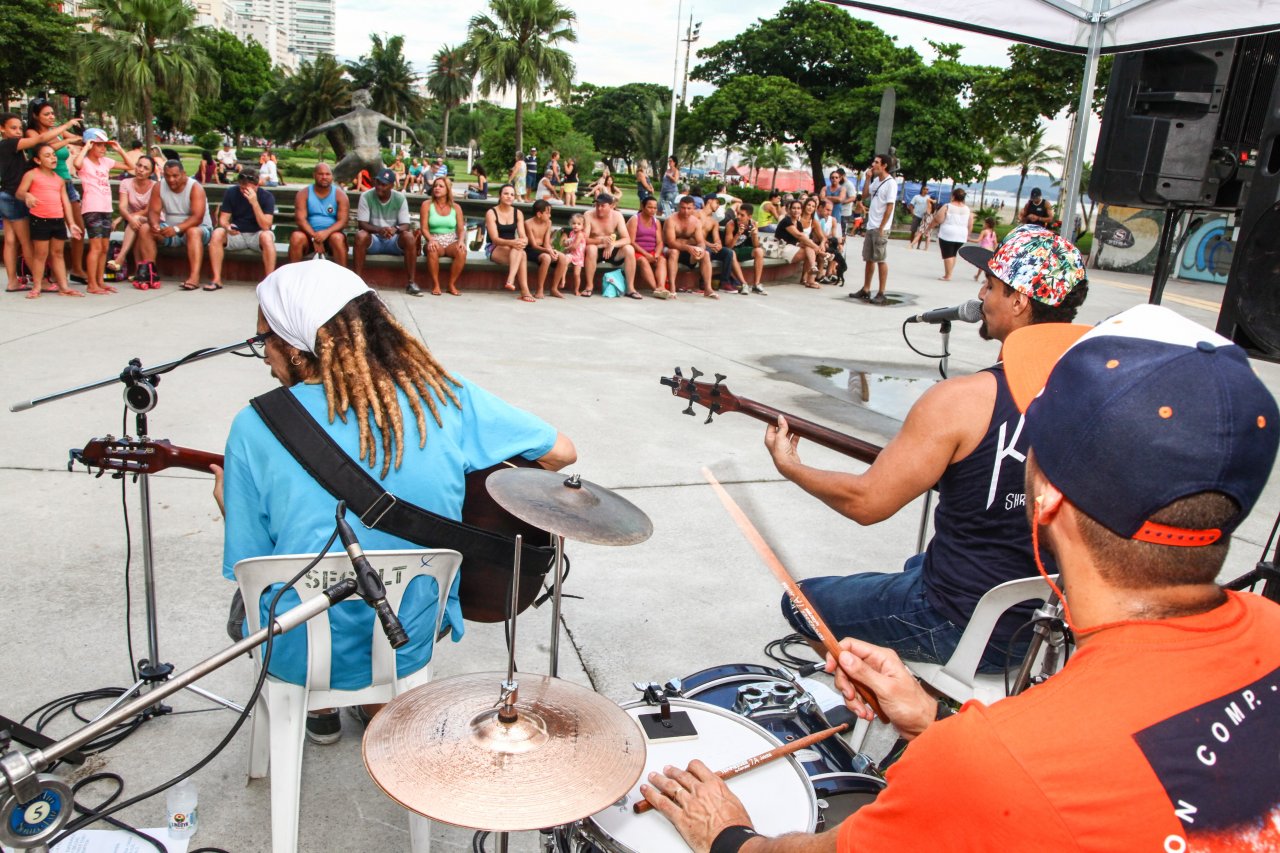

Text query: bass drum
(679, 663), (885, 829)
(578, 698), (816, 852)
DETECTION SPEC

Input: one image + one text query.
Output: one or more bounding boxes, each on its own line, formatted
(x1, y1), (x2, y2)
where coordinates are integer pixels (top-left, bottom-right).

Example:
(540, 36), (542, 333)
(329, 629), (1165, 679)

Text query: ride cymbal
(486, 469), (654, 546)
(363, 672), (646, 831)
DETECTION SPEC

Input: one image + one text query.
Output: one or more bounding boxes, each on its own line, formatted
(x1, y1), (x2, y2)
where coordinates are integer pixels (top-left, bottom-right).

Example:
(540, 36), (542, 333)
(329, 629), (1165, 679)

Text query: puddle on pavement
(764, 356), (940, 423)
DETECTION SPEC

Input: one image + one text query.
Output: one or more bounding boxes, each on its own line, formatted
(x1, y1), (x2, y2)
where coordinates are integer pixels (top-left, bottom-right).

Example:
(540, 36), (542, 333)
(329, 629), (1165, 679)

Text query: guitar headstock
(659, 367), (742, 423)
(70, 437), (177, 476)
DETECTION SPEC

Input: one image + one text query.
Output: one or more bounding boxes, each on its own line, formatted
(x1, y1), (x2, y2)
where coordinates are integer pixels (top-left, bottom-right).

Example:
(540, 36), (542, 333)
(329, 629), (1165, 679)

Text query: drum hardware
(0, 575), (362, 850)
(1009, 589), (1070, 696)
(486, 468), (653, 677)
(15, 340), (268, 720)
(362, 534), (645, 848)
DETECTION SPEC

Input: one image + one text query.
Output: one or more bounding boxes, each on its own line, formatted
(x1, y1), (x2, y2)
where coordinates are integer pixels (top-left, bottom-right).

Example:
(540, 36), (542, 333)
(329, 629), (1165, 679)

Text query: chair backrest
(938, 575), (1057, 686)
(234, 549), (462, 693)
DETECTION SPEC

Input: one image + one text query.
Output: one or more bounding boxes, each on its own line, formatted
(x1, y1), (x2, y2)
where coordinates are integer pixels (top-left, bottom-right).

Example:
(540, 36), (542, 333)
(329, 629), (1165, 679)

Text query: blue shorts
(160, 224), (212, 247)
(368, 234), (404, 255)
(780, 554), (1026, 674)
(0, 191), (29, 222)
(64, 180), (80, 204)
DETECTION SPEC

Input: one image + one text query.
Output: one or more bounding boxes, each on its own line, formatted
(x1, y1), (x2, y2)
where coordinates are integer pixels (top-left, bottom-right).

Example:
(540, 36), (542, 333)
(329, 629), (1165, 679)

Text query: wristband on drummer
(711, 825), (760, 853)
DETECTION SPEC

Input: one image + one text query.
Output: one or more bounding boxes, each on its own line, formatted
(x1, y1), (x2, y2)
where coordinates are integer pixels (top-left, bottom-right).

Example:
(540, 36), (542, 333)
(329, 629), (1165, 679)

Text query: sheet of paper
(3, 827), (190, 853)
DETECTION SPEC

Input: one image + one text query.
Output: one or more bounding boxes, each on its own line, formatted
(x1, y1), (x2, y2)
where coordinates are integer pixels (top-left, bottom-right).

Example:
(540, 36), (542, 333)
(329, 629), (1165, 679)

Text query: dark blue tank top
(923, 364), (1048, 643)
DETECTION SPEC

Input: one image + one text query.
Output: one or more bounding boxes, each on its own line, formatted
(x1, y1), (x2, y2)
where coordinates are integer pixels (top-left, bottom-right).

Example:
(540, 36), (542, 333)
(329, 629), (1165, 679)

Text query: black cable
(47, 526), (341, 846)
(1002, 615), (1072, 697)
(900, 319), (951, 361)
(472, 830), (490, 852)
(121, 465), (138, 683)
(764, 632), (823, 671)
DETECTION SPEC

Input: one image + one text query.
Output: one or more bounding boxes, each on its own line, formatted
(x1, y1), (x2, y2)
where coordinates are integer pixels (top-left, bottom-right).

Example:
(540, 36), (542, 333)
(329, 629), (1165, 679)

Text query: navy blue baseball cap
(375, 168), (396, 185)
(1004, 304), (1278, 544)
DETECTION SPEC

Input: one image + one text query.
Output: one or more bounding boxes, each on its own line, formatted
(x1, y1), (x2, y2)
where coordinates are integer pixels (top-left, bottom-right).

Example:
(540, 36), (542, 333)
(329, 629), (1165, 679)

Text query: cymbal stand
(914, 321), (951, 553)
(493, 535), (523, 853)
(1009, 587), (1069, 696)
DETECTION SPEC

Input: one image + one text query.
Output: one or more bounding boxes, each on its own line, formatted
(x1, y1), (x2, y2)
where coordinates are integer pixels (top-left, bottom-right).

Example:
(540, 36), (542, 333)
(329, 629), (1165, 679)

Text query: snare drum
(580, 698), (816, 852)
(680, 664), (885, 827)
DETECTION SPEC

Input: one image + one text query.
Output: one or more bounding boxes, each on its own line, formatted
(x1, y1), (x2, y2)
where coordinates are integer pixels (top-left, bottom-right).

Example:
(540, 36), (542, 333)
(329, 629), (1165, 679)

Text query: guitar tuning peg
(704, 403), (721, 425)
(682, 402), (696, 417)
(689, 367), (703, 383)
(711, 373), (726, 394)
(673, 367), (684, 378)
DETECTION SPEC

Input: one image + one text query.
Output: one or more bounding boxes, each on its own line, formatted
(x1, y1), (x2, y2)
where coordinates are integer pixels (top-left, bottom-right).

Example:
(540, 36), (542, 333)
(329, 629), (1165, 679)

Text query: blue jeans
(781, 555), (1022, 673)
(0, 191), (29, 221)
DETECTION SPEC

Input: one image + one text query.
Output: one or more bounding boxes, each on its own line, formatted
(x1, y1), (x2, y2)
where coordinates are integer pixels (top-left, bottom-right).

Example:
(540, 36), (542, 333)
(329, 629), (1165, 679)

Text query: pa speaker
(1090, 34), (1280, 210)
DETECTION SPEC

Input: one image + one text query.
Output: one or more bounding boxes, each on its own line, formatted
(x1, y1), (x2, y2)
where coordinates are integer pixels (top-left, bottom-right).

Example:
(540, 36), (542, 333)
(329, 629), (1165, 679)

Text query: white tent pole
(667, 0), (683, 158)
(1059, 0), (1107, 240)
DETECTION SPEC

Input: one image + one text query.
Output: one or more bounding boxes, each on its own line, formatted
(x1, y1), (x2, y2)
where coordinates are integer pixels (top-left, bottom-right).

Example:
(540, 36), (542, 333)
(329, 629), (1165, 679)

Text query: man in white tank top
(142, 160), (212, 290)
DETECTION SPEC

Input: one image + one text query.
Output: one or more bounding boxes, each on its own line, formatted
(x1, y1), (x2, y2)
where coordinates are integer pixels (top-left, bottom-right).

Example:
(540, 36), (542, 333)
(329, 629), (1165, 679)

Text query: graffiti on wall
(1093, 205), (1234, 285)
(1177, 213), (1234, 284)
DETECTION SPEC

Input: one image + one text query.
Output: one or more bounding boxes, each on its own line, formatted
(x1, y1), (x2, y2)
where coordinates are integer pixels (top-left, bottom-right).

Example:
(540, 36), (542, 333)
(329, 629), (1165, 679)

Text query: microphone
(906, 299), (983, 325)
(334, 502), (409, 649)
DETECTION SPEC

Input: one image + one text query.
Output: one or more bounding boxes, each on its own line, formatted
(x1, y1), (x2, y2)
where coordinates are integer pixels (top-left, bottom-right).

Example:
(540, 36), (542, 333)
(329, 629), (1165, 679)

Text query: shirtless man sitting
(583, 193), (639, 299)
(524, 199), (570, 298)
(700, 195), (739, 292)
(664, 195), (715, 299)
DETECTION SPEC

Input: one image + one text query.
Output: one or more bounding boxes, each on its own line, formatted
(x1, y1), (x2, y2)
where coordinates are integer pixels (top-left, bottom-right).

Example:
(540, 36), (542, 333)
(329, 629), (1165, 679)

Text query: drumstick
(701, 467), (885, 718)
(632, 722), (849, 814)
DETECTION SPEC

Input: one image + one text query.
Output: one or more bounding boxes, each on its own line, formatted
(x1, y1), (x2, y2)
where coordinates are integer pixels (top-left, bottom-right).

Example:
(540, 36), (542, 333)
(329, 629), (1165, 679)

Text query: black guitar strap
(249, 387), (553, 578)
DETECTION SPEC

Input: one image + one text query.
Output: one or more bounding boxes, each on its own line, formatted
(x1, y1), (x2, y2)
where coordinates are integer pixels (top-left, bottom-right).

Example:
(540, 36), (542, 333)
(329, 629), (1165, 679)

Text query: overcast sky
(333, 0), (1098, 177)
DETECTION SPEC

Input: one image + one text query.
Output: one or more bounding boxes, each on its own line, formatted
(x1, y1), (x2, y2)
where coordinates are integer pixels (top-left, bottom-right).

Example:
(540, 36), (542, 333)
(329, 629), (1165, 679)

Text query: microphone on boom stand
(906, 299), (983, 325)
(334, 502), (409, 649)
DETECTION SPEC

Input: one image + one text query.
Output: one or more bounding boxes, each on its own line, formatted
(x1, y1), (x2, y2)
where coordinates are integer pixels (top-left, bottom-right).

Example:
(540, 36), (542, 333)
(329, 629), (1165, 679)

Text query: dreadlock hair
(302, 291), (461, 478)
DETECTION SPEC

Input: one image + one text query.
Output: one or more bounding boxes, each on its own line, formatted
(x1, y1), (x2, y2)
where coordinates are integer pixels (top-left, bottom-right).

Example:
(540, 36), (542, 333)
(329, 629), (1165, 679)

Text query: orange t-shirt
(838, 591), (1280, 852)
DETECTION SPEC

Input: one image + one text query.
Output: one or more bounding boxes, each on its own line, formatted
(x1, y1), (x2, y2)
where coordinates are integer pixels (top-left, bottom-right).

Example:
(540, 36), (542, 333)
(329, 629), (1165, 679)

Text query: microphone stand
(914, 320), (950, 553)
(10, 336), (267, 719)
(0, 578), (360, 851)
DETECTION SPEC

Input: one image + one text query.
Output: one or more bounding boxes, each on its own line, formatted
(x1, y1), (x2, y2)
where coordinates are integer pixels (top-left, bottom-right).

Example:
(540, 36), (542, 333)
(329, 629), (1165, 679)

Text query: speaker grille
(1232, 201), (1280, 355)
(1219, 33), (1280, 149)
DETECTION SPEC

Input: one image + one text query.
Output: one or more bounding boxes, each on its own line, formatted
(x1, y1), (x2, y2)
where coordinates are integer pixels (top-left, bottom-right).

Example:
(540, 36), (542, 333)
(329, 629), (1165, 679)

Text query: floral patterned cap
(960, 224), (1086, 307)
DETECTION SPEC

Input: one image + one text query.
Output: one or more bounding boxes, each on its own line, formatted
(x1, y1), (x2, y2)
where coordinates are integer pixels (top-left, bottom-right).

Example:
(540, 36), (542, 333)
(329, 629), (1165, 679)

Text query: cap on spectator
(376, 167), (397, 185)
(239, 166), (259, 183)
(958, 224), (1085, 307)
(83, 128), (109, 143)
(1030, 187), (1043, 198)
(1004, 304), (1279, 543)
(595, 193), (614, 204)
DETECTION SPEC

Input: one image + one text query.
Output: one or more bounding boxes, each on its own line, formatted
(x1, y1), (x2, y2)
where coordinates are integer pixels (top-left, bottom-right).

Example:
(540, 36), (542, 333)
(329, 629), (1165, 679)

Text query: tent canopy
(830, 0), (1280, 54)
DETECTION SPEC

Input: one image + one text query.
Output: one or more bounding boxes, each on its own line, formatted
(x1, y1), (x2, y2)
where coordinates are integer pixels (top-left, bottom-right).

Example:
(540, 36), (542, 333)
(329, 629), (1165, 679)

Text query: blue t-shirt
(220, 186), (276, 234)
(223, 377), (557, 688)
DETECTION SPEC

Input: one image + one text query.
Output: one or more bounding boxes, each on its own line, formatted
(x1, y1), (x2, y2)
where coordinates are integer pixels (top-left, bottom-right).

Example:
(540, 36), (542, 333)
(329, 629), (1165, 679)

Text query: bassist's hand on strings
(827, 637), (937, 741)
(765, 414), (803, 475)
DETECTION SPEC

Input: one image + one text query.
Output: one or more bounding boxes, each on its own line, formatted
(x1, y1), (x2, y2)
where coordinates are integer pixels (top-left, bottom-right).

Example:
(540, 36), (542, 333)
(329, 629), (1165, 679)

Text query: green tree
(628, 100), (695, 179)
(972, 44), (1112, 137)
(78, 0), (218, 147)
(477, 106), (595, 178)
(683, 75), (819, 173)
(465, 0), (577, 154)
(177, 29), (273, 143)
(692, 0), (902, 189)
(0, 0), (79, 110)
(256, 53), (352, 157)
(448, 100), (506, 151)
(991, 126), (1062, 215)
(758, 141), (791, 191)
(740, 142), (767, 184)
(574, 83), (672, 169)
(347, 34), (425, 123)
(426, 43), (473, 155)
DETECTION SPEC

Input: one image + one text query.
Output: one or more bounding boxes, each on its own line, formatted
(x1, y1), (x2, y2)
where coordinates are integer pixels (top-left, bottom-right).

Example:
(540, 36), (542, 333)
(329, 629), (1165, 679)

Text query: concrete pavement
(1, 238), (1276, 852)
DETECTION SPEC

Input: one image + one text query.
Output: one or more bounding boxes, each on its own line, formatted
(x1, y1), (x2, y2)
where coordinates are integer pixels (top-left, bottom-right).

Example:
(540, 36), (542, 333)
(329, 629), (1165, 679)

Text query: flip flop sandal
(181, 282), (200, 291)
(202, 282), (223, 291)
(625, 292), (643, 299)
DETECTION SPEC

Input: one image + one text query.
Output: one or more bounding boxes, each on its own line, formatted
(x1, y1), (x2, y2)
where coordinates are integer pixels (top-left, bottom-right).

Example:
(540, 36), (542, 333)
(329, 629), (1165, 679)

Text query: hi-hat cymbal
(363, 672), (646, 832)
(486, 468), (653, 546)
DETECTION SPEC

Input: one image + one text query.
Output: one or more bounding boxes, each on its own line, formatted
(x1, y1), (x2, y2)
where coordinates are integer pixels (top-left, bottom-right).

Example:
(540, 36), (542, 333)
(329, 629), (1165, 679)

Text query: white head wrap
(255, 258), (374, 353)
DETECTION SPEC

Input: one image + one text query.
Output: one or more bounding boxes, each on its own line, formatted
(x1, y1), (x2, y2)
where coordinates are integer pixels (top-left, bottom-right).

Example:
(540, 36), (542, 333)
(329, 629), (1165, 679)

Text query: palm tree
(991, 126), (1063, 216)
(78, 0), (218, 148)
(256, 54), (352, 157)
(740, 142), (767, 185)
(465, 0), (577, 154)
(759, 141), (791, 192)
(347, 34), (425, 124)
(427, 44), (473, 156)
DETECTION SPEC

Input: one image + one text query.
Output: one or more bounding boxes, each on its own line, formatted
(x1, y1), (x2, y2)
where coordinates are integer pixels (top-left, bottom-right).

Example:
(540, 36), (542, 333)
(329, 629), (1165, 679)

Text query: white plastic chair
(908, 575), (1062, 707)
(235, 549), (462, 853)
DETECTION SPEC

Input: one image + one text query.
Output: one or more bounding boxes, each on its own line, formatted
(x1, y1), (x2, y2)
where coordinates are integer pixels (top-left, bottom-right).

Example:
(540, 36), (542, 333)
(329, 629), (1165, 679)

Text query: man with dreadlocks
(215, 259), (575, 744)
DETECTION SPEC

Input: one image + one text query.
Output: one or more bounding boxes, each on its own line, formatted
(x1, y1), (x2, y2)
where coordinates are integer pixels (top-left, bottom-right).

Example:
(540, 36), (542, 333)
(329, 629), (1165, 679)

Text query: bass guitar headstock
(659, 367), (743, 424)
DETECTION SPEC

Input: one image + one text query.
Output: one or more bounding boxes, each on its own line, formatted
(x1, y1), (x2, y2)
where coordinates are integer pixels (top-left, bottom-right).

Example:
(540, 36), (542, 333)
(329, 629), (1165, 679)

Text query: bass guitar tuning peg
(689, 367), (703, 383)
(683, 402), (696, 417)
(711, 374), (726, 394)
(673, 366), (684, 378)
(704, 403), (721, 425)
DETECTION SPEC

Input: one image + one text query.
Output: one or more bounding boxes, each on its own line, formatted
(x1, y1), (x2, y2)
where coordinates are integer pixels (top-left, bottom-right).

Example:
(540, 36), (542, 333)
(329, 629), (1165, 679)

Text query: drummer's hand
(210, 464), (226, 518)
(640, 761), (754, 853)
(827, 637), (936, 741)
(765, 414), (802, 476)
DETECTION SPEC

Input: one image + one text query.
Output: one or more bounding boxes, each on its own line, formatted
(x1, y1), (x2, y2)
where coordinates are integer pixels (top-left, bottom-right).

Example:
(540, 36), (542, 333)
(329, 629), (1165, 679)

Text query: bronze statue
(295, 89), (421, 184)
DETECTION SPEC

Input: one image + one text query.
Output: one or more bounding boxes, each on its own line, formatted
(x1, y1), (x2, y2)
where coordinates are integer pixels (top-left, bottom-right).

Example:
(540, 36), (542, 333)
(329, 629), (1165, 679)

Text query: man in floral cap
(765, 225), (1089, 672)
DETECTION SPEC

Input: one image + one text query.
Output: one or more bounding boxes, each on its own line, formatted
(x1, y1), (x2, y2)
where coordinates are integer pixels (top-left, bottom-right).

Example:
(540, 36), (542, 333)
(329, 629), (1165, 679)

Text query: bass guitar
(659, 367), (883, 464)
(71, 437), (552, 622)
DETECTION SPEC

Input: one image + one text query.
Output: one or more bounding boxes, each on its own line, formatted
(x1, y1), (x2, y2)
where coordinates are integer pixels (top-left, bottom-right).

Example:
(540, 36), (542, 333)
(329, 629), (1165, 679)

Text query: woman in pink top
(627, 196), (670, 297)
(116, 155), (158, 287)
(15, 144), (83, 299)
(72, 130), (137, 294)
